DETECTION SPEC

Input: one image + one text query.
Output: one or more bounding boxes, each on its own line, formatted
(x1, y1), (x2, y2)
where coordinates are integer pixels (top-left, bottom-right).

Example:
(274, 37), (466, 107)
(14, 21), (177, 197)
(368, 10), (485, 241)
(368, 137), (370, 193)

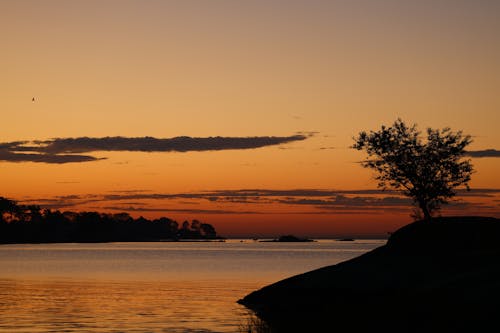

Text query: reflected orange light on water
(0, 279), (259, 333)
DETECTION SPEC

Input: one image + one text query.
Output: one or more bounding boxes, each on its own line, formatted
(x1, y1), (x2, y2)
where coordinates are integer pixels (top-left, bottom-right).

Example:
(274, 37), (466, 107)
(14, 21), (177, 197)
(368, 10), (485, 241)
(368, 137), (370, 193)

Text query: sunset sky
(1, 0), (499, 237)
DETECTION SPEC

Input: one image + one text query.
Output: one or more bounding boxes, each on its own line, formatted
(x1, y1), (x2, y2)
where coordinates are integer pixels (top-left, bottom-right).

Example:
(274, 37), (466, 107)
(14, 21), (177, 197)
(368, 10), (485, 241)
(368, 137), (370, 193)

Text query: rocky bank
(239, 216), (500, 332)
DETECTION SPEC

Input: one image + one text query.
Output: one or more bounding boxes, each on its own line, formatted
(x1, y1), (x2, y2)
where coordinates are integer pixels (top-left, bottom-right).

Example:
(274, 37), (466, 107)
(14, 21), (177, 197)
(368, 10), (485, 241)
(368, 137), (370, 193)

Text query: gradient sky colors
(1, 0), (499, 237)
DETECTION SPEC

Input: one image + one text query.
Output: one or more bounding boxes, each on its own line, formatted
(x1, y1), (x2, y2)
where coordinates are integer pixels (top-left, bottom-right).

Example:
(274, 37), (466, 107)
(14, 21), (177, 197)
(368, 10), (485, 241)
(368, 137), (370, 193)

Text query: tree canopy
(352, 119), (473, 220)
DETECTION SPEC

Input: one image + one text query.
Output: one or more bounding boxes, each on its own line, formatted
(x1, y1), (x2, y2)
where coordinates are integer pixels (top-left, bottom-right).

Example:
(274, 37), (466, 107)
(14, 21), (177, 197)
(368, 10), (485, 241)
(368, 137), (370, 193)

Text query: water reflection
(0, 241), (383, 332)
(238, 313), (273, 333)
(0, 279), (260, 333)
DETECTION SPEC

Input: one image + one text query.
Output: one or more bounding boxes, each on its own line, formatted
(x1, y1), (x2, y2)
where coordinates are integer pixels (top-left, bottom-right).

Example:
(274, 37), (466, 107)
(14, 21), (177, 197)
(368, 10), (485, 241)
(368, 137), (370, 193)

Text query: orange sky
(1, 1), (499, 237)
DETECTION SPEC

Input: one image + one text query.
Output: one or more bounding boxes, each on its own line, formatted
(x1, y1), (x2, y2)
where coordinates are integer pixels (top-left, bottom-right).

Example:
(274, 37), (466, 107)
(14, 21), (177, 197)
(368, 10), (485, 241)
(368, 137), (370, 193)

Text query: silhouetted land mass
(260, 235), (315, 242)
(0, 197), (220, 243)
(239, 216), (500, 333)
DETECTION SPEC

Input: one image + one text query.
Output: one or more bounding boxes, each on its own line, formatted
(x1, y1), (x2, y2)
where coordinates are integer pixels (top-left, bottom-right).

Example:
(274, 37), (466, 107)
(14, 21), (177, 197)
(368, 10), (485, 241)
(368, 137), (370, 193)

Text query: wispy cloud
(100, 206), (262, 215)
(277, 195), (412, 207)
(0, 135), (308, 164)
(30, 188), (500, 203)
(465, 149), (500, 158)
(20, 188), (500, 215)
(0, 150), (102, 164)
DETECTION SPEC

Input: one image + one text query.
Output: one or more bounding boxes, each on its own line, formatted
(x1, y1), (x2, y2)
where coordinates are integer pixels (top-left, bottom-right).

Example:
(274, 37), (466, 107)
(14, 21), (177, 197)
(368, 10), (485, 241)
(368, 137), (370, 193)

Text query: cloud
(277, 195), (412, 210)
(465, 149), (500, 158)
(101, 206), (262, 215)
(0, 149), (103, 164)
(20, 187), (500, 216)
(23, 135), (308, 154)
(29, 188), (498, 206)
(0, 135), (308, 164)
(101, 205), (383, 215)
(456, 188), (500, 197)
(29, 195), (103, 209)
(295, 131), (319, 137)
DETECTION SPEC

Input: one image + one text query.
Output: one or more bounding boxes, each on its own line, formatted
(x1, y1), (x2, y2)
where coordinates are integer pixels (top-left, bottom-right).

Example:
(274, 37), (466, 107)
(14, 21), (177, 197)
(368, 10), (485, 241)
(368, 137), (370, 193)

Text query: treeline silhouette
(0, 197), (219, 244)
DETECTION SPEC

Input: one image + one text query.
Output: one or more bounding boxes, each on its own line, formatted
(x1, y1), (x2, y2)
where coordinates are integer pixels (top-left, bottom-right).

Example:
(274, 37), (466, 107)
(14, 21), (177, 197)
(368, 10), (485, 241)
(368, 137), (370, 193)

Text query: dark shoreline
(239, 216), (500, 332)
(0, 238), (226, 245)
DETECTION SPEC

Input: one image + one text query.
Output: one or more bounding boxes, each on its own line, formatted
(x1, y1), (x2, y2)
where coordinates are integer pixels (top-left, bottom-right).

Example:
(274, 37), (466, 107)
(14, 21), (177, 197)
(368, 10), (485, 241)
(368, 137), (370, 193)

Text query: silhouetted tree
(191, 219), (201, 231)
(113, 212), (133, 222)
(352, 119), (473, 220)
(0, 197), (18, 223)
(26, 205), (42, 223)
(167, 219), (178, 235)
(200, 223), (216, 238)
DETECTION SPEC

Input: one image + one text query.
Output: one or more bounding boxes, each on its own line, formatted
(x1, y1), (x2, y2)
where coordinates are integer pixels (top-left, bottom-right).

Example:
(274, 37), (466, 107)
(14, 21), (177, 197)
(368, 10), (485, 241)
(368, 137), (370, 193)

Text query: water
(0, 239), (384, 332)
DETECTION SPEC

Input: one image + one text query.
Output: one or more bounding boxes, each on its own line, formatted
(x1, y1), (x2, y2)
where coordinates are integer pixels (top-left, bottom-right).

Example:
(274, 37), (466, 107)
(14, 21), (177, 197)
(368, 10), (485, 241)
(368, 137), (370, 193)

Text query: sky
(1, 0), (499, 237)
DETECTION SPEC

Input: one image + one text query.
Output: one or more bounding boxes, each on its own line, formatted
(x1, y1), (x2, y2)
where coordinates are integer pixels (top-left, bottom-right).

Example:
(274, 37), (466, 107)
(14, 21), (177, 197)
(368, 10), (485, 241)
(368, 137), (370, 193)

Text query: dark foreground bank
(239, 216), (500, 333)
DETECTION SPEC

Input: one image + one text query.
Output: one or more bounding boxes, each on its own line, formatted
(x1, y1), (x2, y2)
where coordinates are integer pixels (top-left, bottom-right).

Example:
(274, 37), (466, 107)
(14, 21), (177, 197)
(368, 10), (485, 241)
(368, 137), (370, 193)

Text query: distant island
(240, 216), (500, 332)
(260, 235), (315, 242)
(0, 197), (221, 244)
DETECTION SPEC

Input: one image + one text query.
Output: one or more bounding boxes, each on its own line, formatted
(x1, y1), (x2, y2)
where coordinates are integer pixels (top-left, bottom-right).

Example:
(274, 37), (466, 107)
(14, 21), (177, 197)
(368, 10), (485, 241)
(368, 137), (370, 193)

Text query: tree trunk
(420, 202), (432, 221)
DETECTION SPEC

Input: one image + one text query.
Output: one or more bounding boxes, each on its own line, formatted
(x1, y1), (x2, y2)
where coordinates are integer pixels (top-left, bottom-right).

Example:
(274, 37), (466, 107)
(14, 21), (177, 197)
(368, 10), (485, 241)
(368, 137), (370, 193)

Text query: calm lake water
(0, 239), (384, 333)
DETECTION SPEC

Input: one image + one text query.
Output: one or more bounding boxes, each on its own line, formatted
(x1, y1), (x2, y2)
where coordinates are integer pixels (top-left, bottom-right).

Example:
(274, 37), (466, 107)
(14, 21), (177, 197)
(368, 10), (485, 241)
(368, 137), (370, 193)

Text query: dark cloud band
(0, 135), (307, 164)
(0, 150), (102, 164)
(465, 149), (500, 158)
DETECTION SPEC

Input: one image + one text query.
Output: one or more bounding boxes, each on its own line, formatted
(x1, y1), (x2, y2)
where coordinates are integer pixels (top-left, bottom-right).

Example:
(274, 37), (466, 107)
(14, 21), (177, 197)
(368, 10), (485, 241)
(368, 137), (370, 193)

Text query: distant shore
(258, 235), (315, 242)
(0, 238), (226, 245)
(0, 197), (223, 244)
